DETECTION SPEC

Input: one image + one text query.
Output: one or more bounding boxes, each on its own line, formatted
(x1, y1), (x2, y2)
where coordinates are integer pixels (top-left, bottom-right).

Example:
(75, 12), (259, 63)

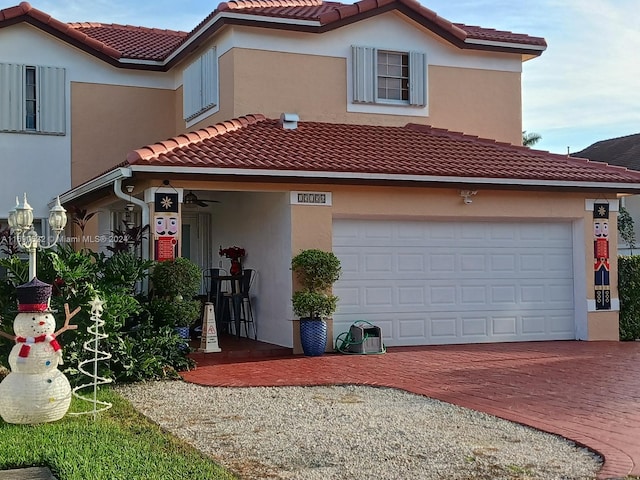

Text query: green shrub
(291, 290), (338, 319)
(618, 255), (640, 340)
(0, 246), (193, 383)
(291, 249), (341, 292)
(101, 251), (153, 293)
(148, 297), (201, 328)
(106, 312), (194, 382)
(151, 257), (202, 298)
(291, 249), (341, 320)
(618, 206), (636, 253)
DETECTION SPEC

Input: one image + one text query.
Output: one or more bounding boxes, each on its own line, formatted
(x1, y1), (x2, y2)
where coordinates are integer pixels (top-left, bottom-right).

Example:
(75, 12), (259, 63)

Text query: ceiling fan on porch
(183, 191), (220, 207)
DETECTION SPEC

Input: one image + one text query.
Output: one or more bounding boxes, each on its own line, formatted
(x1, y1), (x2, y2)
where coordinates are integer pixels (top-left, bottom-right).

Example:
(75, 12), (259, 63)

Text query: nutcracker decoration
(154, 191), (179, 261)
(593, 203), (611, 310)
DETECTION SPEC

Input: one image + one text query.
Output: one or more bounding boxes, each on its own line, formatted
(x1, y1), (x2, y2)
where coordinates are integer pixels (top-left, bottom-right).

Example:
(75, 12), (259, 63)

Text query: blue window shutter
(183, 57), (202, 120)
(201, 47), (217, 111)
(0, 63), (23, 131)
(352, 46), (376, 103)
(409, 51), (426, 106)
(183, 47), (218, 121)
(38, 66), (66, 134)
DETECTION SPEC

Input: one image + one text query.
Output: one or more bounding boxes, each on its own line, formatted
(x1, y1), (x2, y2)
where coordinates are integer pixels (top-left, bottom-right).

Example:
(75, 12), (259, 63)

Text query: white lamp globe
(7, 197), (19, 230)
(48, 197), (67, 233)
(15, 193), (33, 230)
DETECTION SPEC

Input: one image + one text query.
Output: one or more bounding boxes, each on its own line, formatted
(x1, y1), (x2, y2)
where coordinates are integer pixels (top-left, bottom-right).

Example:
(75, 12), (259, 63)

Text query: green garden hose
(336, 320), (386, 355)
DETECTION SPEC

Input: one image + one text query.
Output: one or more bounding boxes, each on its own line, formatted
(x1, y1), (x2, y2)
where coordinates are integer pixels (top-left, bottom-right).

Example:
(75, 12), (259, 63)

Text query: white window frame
(183, 47), (218, 122)
(0, 63), (66, 135)
(377, 50), (410, 103)
(351, 46), (426, 107)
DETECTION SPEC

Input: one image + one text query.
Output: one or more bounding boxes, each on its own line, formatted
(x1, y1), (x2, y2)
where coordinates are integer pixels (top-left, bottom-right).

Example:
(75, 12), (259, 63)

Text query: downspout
(114, 178), (151, 290)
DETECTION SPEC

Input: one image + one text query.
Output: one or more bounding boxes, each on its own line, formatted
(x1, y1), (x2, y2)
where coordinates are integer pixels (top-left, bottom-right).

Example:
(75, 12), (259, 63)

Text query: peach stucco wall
(71, 82), (176, 187)
(182, 48), (523, 145)
(290, 205), (335, 353)
(428, 65), (522, 145)
(588, 312), (619, 341)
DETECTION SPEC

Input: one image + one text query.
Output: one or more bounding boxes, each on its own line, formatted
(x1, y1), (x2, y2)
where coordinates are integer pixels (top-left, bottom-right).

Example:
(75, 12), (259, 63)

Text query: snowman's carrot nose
(39, 321), (45, 325)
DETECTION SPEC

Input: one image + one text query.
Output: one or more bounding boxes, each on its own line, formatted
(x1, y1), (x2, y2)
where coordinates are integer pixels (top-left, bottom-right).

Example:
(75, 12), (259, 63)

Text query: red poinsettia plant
(219, 246), (246, 260)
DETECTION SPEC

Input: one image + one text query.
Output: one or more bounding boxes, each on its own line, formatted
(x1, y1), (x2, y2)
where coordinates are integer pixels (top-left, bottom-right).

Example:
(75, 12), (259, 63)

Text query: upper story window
(25, 67), (37, 130)
(352, 46), (426, 107)
(183, 47), (218, 122)
(377, 51), (409, 101)
(0, 63), (66, 135)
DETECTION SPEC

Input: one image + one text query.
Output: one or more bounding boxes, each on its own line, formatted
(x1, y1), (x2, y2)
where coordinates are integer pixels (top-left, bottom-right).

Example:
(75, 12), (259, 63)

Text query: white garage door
(332, 219), (575, 346)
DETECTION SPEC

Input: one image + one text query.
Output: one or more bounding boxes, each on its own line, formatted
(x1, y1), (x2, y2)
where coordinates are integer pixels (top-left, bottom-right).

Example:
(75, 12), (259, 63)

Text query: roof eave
(164, 11), (545, 69)
(126, 165), (640, 193)
(2, 14), (124, 63)
(1, 3), (546, 70)
(164, 12), (324, 68)
(58, 167), (132, 205)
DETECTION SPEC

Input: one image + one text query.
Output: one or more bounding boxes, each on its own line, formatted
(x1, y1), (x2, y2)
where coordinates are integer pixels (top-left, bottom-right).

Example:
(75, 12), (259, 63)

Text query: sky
(14, 0), (640, 155)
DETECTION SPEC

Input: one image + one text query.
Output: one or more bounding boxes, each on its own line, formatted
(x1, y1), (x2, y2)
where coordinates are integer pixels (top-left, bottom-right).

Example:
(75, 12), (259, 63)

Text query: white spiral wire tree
(69, 296), (112, 419)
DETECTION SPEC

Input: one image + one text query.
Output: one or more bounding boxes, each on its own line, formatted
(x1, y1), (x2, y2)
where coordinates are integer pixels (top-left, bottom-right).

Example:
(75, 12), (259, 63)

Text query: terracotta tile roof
(0, 2), (186, 62)
(68, 23), (187, 61)
(126, 115), (640, 186)
(453, 23), (546, 47)
(0, 1), (545, 66)
(205, 0), (547, 50)
(221, 0), (343, 21)
(0, 2), (122, 59)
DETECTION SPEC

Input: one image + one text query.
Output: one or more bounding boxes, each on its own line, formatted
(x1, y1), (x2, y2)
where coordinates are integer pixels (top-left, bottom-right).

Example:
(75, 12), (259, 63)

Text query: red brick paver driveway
(182, 341), (640, 479)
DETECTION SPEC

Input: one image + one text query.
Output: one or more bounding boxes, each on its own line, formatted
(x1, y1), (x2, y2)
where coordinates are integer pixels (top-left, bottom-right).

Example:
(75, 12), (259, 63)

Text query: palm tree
(522, 131), (542, 147)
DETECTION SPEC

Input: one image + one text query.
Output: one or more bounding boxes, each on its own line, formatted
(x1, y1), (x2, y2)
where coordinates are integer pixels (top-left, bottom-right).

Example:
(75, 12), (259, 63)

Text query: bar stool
(238, 268), (257, 339)
(204, 268), (233, 335)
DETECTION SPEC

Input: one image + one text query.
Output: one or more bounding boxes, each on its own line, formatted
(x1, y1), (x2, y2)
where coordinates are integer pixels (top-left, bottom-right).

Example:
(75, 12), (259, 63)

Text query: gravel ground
(117, 381), (601, 480)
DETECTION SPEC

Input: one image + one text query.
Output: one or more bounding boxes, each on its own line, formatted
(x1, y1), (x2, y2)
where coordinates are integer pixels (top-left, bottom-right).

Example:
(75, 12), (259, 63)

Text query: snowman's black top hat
(16, 278), (52, 312)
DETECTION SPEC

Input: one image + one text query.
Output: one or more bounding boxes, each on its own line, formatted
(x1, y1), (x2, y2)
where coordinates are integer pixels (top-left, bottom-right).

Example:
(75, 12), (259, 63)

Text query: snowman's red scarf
(15, 334), (61, 359)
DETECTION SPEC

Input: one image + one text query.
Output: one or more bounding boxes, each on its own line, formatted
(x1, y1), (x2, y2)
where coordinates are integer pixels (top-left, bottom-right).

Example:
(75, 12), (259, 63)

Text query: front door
(181, 212), (211, 274)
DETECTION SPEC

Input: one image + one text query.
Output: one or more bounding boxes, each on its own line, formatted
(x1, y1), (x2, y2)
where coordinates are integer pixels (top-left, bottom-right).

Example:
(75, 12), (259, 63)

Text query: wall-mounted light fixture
(460, 190), (478, 205)
(123, 185), (136, 229)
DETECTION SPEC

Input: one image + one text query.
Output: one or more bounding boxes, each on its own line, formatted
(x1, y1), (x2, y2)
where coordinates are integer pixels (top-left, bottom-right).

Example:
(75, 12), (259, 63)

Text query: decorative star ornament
(89, 296), (104, 317)
(160, 195), (173, 210)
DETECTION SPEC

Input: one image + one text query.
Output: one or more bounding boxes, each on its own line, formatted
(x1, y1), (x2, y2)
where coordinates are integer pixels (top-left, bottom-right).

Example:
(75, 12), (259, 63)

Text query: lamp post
(8, 193), (68, 280)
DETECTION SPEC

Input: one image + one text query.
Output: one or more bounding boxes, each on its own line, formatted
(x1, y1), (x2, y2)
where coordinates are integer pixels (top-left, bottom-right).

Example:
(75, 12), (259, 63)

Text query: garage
(332, 218), (576, 346)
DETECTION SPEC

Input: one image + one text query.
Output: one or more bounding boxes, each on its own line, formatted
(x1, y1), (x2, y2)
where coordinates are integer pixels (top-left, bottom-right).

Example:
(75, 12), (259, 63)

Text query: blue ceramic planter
(300, 318), (327, 356)
(175, 326), (191, 339)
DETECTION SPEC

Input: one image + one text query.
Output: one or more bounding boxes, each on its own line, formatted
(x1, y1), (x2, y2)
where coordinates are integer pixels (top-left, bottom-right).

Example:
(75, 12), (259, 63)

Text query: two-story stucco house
(3, 0), (640, 352)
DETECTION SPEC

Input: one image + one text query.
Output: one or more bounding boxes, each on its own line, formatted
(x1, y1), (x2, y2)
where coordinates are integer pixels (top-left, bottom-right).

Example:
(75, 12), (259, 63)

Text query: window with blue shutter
(183, 47), (218, 121)
(0, 63), (65, 134)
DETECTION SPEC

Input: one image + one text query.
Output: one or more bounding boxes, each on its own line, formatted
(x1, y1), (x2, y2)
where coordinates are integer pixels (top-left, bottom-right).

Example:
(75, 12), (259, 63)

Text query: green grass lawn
(0, 387), (236, 480)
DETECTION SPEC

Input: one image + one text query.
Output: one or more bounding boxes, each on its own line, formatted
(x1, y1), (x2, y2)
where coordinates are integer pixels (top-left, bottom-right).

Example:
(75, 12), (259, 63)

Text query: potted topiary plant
(291, 249), (341, 356)
(150, 257), (202, 339)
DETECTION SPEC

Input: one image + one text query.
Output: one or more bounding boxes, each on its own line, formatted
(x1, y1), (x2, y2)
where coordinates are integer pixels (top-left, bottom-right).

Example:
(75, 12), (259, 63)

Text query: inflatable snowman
(0, 278), (79, 424)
